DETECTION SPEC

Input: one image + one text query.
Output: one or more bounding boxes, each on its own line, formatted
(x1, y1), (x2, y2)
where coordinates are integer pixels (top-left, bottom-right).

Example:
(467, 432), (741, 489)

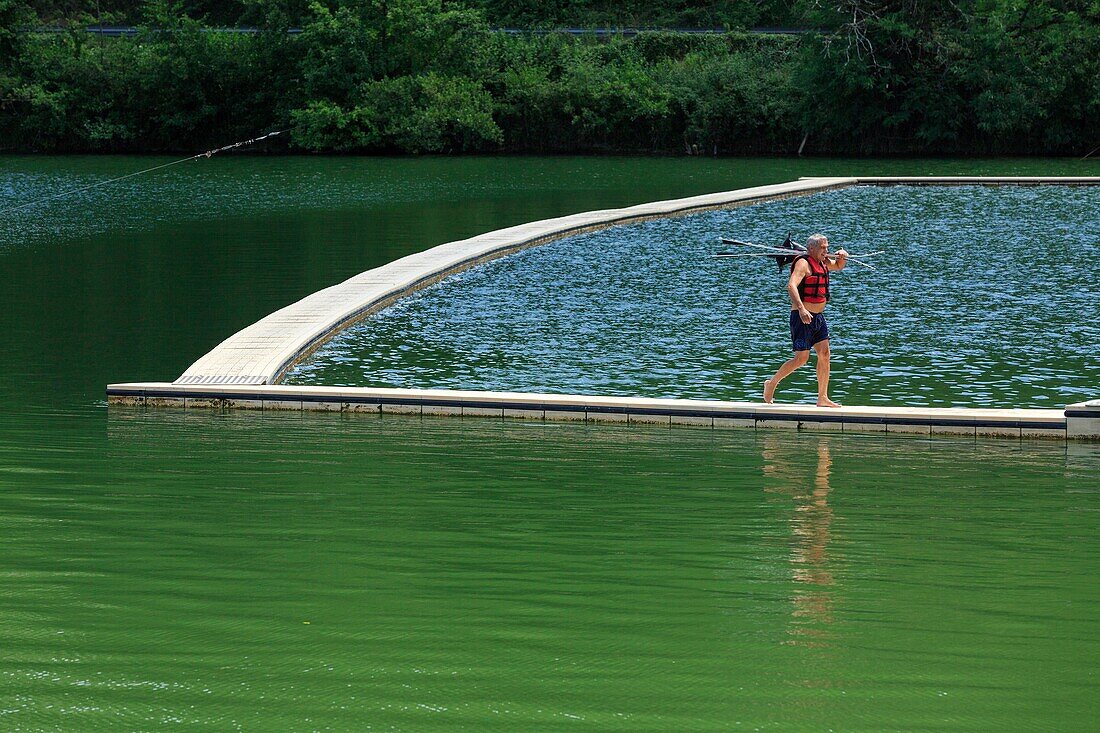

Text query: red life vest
(796, 255), (829, 303)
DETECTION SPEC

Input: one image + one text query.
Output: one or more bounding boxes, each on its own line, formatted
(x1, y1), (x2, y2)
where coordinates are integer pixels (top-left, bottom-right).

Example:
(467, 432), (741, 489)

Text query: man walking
(763, 234), (847, 407)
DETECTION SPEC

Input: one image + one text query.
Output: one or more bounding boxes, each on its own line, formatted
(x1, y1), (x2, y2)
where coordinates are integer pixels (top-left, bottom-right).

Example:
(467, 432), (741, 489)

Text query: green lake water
(2, 156), (1099, 730)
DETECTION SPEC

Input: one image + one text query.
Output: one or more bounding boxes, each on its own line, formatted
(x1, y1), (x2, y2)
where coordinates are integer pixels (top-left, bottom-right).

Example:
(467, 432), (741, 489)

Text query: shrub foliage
(1, 0), (1096, 154)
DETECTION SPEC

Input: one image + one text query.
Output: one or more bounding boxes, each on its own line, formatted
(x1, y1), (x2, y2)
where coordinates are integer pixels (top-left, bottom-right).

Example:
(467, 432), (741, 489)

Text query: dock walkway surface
(107, 383), (1100, 439)
(108, 176), (1100, 439)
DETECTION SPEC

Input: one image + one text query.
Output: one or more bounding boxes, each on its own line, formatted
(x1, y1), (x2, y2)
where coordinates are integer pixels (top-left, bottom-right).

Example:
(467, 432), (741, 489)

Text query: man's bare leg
(764, 351), (810, 403)
(814, 340), (841, 407)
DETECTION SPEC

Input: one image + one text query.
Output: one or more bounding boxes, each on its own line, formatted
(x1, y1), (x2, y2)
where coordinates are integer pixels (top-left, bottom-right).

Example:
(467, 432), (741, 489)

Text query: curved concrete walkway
(173, 175), (1098, 386)
(174, 177), (857, 386)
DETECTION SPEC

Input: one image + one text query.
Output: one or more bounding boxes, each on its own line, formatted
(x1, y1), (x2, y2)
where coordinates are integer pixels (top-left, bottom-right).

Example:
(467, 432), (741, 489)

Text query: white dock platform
(105, 383), (1100, 440)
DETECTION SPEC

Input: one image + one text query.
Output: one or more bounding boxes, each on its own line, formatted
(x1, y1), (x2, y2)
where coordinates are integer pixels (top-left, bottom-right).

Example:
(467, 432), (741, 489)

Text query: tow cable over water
(0, 130), (286, 217)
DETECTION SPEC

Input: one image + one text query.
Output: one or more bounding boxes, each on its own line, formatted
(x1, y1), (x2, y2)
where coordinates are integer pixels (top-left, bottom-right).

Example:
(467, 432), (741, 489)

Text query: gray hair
(806, 234), (828, 250)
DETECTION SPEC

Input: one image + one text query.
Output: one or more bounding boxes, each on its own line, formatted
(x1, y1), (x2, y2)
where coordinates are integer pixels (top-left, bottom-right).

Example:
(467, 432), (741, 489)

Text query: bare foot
(763, 379), (775, 403)
(817, 397), (842, 408)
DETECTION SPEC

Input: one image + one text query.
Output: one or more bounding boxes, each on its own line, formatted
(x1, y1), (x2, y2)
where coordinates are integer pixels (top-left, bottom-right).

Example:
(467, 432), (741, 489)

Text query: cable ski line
(0, 130), (285, 216)
(199, 129), (286, 157)
(716, 236), (882, 270)
(719, 237), (884, 260)
(711, 251), (788, 258)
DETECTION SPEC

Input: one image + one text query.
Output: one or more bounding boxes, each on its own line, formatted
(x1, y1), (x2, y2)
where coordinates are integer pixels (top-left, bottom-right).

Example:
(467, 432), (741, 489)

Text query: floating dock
(106, 383), (1100, 440)
(108, 176), (1100, 439)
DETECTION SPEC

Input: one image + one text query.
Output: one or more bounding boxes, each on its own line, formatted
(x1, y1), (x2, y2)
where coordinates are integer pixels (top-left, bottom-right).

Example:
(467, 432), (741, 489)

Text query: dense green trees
(1, 0), (1096, 155)
(290, 0), (501, 152)
(793, 0), (1100, 154)
(24, 0), (800, 29)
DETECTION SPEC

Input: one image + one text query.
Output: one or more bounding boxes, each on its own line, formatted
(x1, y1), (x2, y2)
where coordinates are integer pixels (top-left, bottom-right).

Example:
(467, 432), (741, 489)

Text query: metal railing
(24, 25), (811, 37)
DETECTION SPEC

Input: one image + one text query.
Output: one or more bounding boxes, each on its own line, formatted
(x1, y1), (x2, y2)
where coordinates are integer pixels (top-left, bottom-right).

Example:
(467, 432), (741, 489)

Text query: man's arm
(788, 260), (812, 323)
(827, 249), (849, 271)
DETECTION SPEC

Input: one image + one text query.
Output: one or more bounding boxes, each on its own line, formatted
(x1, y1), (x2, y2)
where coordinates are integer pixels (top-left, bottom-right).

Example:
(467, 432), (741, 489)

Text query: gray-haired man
(763, 234), (847, 407)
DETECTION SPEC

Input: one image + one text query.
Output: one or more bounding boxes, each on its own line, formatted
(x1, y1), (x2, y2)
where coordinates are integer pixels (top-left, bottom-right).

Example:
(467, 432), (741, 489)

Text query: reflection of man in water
(761, 435), (835, 646)
(764, 234), (847, 407)
(790, 440), (834, 632)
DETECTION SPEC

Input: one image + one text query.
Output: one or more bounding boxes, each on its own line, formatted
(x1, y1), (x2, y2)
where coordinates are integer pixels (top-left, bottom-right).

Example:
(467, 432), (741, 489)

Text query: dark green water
(2, 156), (1099, 730)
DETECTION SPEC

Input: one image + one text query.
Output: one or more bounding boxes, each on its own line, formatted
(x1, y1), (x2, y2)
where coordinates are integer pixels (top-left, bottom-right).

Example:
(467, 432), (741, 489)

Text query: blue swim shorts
(790, 310), (829, 352)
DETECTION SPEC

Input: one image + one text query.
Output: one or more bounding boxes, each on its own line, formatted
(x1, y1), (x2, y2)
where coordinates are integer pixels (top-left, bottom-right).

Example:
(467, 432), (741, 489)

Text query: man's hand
(799, 307), (812, 324)
(828, 249), (849, 271)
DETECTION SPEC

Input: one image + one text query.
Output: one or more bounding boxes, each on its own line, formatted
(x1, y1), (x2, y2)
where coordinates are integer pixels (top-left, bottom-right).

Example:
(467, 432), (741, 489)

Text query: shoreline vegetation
(2, 1), (1097, 156)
